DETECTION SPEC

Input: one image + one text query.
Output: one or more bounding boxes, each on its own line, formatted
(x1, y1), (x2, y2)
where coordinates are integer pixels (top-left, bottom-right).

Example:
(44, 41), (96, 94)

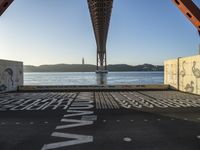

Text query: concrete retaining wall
(18, 85), (169, 92)
(164, 55), (200, 95)
(164, 59), (178, 89)
(0, 59), (23, 93)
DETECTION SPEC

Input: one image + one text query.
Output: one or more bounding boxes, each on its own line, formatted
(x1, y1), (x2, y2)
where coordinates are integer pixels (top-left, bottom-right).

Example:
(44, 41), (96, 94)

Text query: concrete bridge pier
(96, 51), (108, 85)
(96, 50), (108, 73)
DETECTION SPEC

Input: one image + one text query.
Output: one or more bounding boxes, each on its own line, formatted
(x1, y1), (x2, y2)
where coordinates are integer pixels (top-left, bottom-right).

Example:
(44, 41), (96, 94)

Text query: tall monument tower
(82, 57), (85, 65)
(87, 0), (113, 73)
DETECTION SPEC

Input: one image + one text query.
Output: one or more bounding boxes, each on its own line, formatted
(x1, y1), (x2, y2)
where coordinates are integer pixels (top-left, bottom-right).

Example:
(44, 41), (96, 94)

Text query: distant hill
(24, 64), (164, 72)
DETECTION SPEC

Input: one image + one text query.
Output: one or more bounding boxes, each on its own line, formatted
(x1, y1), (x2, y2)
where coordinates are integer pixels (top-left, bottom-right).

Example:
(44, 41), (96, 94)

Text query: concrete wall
(164, 55), (200, 95)
(164, 59), (178, 89)
(0, 59), (23, 93)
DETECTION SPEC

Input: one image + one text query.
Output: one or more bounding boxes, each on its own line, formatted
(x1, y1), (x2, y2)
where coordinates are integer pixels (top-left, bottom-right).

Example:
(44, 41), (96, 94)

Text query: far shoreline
(24, 71), (164, 73)
(24, 64), (164, 72)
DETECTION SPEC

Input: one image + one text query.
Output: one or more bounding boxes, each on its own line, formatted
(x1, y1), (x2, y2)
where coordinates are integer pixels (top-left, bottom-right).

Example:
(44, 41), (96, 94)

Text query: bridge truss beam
(88, 0), (113, 73)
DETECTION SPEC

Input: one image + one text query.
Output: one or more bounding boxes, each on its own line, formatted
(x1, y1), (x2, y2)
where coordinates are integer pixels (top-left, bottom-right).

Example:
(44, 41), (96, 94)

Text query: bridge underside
(88, 0), (113, 73)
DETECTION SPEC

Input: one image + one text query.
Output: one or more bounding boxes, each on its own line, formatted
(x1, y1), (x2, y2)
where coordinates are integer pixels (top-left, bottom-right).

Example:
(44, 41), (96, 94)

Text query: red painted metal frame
(0, 0), (13, 16)
(172, 0), (200, 33)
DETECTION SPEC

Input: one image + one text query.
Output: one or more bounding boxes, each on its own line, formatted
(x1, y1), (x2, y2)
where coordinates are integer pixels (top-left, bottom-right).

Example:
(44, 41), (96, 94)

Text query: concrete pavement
(0, 90), (200, 150)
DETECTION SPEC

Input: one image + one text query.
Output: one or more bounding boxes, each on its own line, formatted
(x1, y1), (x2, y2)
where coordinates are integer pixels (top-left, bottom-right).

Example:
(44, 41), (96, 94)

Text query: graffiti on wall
(180, 60), (186, 90)
(164, 59), (178, 89)
(0, 68), (14, 91)
(192, 61), (200, 93)
(165, 55), (200, 95)
(0, 60), (23, 93)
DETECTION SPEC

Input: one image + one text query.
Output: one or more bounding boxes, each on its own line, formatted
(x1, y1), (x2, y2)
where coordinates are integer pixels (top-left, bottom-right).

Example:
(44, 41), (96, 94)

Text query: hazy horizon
(24, 62), (164, 67)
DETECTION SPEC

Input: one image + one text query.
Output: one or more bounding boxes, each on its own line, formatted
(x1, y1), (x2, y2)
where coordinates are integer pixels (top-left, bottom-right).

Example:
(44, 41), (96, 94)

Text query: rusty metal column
(172, 0), (200, 34)
(88, 0), (113, 73)
(0, 0), (13, 16)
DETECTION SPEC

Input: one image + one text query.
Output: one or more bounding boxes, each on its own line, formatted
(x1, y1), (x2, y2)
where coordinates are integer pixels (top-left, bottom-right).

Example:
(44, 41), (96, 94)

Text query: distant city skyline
(0, 0), (200, 66)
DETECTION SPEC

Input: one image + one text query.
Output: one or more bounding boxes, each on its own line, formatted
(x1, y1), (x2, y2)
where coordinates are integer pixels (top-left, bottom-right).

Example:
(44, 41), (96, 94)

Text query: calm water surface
(24, 72), (164, 85)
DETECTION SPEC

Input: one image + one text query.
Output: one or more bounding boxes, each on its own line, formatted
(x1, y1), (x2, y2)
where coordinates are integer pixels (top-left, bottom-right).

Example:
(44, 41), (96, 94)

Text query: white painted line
(42, 132), (93, 150)
(116, 120), (120, 122)
(56, 119), (93, 130)
(41, 92), (95, 149)
(64, 110), (93, 118)
(197, 135), (200, 139)
(123, 137), (132, 142)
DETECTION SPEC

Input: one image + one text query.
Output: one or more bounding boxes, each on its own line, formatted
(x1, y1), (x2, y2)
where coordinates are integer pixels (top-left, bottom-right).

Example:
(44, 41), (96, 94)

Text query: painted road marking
(0, 92), (199, 116)
(93, 91), (200, 109)
(41, 132), (93, 150)
(56, 119), (93, 130)
(0, 92), (77, 111)
(41, 92), (95, 150)
(123, 137), (132, 142)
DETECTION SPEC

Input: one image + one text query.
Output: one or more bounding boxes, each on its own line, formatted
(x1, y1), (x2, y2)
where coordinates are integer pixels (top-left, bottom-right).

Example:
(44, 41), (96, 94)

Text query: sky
(0, 0), (199, 66)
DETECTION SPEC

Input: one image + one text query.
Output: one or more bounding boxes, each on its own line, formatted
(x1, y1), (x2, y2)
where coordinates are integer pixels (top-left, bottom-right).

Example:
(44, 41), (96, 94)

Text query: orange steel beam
(0, 0), (13, 16)
(172, 0), (200, 34)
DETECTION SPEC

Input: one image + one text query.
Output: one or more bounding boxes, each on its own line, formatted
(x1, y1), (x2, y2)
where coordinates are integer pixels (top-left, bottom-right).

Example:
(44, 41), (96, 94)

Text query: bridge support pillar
(96, 51), (108, 73)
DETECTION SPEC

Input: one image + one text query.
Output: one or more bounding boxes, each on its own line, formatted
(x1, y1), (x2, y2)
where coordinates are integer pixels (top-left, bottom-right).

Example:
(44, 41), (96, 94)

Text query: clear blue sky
(0, 0), (199, 66)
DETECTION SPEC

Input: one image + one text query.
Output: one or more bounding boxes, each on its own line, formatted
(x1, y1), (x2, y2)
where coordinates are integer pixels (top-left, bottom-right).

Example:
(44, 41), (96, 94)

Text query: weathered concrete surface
(0, 59), (23, 93)
(164, 58), (178, 89)
(0, 91), (200, 150)
(165, 55), (200, 95)
(18, 84), (169, 92)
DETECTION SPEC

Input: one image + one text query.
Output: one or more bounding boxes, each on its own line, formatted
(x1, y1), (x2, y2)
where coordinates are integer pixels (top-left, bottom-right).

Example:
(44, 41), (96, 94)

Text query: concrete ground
(0, 90), (200, 150)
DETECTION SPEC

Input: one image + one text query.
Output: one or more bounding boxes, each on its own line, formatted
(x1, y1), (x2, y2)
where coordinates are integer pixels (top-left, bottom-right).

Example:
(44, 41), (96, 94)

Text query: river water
(24, 72), (164, 85)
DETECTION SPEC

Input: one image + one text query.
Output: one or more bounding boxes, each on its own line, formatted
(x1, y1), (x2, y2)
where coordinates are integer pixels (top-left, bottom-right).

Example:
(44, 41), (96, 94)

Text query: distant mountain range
(24, 64), (164, 72)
